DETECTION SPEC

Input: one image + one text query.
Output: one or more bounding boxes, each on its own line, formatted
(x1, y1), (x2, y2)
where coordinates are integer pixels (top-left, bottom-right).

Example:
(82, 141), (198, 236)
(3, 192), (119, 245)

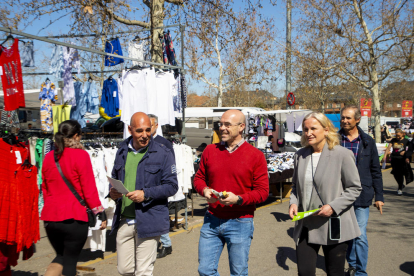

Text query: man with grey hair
(339, 106), (384, 276)
(148, 114), (174, 258)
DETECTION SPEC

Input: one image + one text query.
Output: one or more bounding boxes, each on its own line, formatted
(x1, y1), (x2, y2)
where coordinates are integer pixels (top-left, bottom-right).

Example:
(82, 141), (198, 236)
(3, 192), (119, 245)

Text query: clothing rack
(1, 24), (181, 40)
(0, 27), (183, 70)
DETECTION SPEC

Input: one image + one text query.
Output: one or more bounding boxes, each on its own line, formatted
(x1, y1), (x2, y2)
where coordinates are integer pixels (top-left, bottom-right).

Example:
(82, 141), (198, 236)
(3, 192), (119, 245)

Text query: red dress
(0, 38), (25, 111)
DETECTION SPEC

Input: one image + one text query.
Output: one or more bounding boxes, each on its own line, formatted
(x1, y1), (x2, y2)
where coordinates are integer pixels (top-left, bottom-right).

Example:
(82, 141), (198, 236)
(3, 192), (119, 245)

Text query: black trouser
(45, 219), (88, 276)
(296, 228), (348, 276)
(391, 158), (406, 190)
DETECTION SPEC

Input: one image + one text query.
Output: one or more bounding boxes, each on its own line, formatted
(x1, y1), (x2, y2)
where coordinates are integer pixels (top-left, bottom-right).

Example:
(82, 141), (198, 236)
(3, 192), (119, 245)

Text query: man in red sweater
(194, 110), (269, 276)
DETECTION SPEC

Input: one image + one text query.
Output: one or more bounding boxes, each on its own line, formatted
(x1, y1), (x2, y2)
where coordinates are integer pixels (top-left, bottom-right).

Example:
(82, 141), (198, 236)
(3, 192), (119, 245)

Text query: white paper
(15, 151), (22, 164)
(382, 161), (386, 170)
(107, 176), (129, 194)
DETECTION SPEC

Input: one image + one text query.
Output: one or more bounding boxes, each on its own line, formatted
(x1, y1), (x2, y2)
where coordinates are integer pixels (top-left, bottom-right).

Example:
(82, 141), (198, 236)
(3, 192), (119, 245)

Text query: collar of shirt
(153, 134), (158, 139)
(221, 139), (245, 153)
(128, 139), (148, 154)
(341, 133), (361, 143)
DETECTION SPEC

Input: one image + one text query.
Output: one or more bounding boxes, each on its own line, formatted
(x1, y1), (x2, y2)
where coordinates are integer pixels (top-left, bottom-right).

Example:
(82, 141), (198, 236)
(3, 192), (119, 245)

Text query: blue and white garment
(0, 108), (20, 129)
(70, 81), (87, 127)
(84, 81), (100, 114)
(180, 74), (187, 108)
(39, 80), (57, 131)
(20, 40), (35, 67)
(62, 47), (81, 106)
(105, 38), (124, 67)
(49, 45), (64, 78)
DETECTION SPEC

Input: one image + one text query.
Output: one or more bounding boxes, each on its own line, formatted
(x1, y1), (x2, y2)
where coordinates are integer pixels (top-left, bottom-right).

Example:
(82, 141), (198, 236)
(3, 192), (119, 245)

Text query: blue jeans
(160, 233), (171, 247)
(346, 206), (370, 276)
(198, 212), (254, 276)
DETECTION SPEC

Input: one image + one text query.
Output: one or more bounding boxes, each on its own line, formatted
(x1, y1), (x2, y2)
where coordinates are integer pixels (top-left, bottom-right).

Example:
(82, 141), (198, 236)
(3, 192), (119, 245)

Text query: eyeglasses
(218, 122), (242, 128)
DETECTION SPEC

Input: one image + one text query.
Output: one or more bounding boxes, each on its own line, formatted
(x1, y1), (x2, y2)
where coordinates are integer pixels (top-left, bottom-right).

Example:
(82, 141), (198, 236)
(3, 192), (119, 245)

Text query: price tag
(0, 66), (3, 76)
(113, 91), (117, 97)
(15, 151), (22, 164)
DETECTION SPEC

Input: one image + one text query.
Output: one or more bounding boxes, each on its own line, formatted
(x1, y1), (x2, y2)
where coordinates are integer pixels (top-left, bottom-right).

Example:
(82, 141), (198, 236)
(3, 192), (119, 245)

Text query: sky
(0, 0), (292, 97)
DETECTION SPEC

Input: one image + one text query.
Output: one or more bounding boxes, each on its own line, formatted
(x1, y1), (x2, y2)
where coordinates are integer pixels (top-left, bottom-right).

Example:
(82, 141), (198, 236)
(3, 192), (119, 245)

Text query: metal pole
(0, 27), (183, 70)
(0, 24), (181, 40)
(286, 0), (292, 110)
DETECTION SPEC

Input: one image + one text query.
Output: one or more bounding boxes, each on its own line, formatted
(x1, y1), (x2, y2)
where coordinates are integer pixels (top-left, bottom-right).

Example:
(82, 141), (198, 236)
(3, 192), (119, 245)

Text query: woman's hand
(99, 220), (107, 230)
(317, 204), (334, 217)
(289, 204), (298, 219)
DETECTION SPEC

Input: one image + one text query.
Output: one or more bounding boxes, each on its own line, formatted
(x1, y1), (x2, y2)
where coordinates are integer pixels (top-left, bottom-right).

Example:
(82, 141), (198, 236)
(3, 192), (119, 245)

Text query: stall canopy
(248, 109), (312, 122)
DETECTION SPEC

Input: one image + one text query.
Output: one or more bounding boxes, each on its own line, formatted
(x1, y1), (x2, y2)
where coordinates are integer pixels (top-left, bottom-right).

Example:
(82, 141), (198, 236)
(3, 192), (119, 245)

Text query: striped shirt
(221, 139), (245, 153)
(341, 134), (360, 165)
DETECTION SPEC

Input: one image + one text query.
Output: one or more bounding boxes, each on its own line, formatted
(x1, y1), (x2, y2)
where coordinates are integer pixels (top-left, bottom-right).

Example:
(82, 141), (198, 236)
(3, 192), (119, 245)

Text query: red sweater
(194, 142), (269, 219)
(41, 148), (102, 222)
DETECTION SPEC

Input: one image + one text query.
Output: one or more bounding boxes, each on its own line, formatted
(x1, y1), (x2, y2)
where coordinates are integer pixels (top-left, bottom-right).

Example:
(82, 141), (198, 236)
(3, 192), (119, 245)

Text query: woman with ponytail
(41, 120), (106, 276)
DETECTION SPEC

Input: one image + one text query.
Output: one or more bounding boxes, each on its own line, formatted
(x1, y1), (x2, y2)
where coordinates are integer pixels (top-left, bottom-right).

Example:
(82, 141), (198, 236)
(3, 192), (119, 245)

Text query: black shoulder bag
(54, 155), (97, 227)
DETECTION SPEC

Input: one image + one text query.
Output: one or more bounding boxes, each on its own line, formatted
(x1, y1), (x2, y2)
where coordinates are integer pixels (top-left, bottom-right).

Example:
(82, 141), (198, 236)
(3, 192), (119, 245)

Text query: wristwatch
(237, 196), (243, 205)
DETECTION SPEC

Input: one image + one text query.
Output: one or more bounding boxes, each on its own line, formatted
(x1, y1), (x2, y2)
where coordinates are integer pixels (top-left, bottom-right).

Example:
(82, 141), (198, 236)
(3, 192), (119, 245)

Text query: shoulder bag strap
(311, 153), (325, 207)
(54, 155), (88, 208)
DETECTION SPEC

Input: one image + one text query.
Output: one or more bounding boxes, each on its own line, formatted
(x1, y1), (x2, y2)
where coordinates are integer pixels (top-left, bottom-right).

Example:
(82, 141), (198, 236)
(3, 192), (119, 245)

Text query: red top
(194, 142), (269, 219)
(41, 148), (103, 222)
(0, 139), (39, 253)
(0, 38), (25, 111)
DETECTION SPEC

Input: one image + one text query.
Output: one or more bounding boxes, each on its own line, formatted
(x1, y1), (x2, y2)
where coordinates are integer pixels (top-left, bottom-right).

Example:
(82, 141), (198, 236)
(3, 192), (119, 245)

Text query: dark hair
(54, 120), (82, 158)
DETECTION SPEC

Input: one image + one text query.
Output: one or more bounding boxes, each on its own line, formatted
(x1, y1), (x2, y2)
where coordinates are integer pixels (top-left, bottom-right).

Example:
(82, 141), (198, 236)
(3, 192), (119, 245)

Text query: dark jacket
(339, 126), (384, 207)
(110, 136), (178, 238)
(154, 135), (174, 155)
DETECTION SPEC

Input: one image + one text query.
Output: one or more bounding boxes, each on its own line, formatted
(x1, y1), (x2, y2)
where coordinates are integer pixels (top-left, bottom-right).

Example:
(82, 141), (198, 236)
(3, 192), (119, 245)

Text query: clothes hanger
(1, 30), (14, 46)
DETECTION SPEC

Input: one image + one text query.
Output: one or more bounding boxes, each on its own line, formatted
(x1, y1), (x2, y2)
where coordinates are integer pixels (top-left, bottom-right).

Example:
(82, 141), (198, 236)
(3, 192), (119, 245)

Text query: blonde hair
(300, 112), (340, 150)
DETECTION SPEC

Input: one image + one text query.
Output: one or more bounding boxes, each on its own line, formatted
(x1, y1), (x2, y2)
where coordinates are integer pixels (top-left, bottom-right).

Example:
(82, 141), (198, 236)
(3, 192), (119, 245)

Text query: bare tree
(17, 0), (184, 64)
(294, 0), (414, 142)
(185, 0), (279, 107)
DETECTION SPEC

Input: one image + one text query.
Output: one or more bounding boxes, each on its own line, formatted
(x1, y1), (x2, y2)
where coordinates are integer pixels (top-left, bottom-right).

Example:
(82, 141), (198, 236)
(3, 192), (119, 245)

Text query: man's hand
(406, 158), (410, 164)
(289, 204), (298, 219)
(374, 201), (384, 215)
(99, 220), (107, 230)
(400, 151), (406, 156)
(317, 204), (334, 217)
(126, 190), (145, 203)
(218, 191), (238, 206)
(110, 188), (123, 200)
(203, 188), (218, 203)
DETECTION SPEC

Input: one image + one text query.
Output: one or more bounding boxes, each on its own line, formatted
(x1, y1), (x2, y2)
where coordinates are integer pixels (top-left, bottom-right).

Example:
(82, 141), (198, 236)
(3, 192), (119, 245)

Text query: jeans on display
(346, 206), (370, 276)
(198, 212), (254, 276)
(160, 233), (172, 247)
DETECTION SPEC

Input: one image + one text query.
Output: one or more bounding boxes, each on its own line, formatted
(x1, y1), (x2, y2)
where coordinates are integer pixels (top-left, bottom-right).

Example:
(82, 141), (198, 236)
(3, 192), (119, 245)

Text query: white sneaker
(397, 189), (403, 195)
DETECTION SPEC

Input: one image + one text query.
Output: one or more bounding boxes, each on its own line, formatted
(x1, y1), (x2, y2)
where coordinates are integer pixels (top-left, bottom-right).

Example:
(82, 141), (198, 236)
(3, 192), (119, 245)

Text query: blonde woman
(289, 112), (362, 276)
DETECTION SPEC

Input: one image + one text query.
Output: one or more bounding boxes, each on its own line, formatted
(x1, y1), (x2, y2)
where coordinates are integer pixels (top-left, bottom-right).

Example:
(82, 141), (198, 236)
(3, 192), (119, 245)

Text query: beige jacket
(289, 143), (362, 245)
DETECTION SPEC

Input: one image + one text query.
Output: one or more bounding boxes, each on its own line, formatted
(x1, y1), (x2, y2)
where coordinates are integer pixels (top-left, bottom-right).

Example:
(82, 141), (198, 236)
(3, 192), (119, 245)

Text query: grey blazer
(289, 143), (362, 245)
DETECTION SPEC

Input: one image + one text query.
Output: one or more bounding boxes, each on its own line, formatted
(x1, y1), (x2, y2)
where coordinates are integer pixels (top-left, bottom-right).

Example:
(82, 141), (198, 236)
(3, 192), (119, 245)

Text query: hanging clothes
(70, 81), (87, 127)
(20, 40), (35, 67)
(286, 113), (294, 133)
(164, 30), (177, 66)
(101, 78), (120, 118)
(62, 47), (81, 106)
(105, 38), (124, 67)
(0, 38), (25, 111)
(39, 80), (57, 132)
(180, 74), (188, 109)
(172, 75), (182, 117)
(172, 143), (195, 195)
(0, 108), (20, 129)
(49, 44), (64, 78)
(159, 35), (169, 65)
(154, 71), (175, 126)
(52, 105), (71, 134)
(128, 40), (146, 66)
(0, 138), (39, 260)
(84, 81), (99, 114)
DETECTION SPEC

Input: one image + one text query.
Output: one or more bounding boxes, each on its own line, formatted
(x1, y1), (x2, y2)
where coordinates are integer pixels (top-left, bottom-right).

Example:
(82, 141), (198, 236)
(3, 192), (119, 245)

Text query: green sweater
(121, 148), (147, 218)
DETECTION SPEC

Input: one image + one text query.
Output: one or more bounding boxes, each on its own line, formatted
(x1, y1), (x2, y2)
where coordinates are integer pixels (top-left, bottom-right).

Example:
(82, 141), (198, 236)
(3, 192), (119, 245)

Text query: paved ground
(11, 166), (414, 276)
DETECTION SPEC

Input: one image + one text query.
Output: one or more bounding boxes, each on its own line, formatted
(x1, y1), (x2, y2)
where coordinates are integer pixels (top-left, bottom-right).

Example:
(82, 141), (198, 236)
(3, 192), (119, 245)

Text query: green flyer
(292, 209), (320, 222)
